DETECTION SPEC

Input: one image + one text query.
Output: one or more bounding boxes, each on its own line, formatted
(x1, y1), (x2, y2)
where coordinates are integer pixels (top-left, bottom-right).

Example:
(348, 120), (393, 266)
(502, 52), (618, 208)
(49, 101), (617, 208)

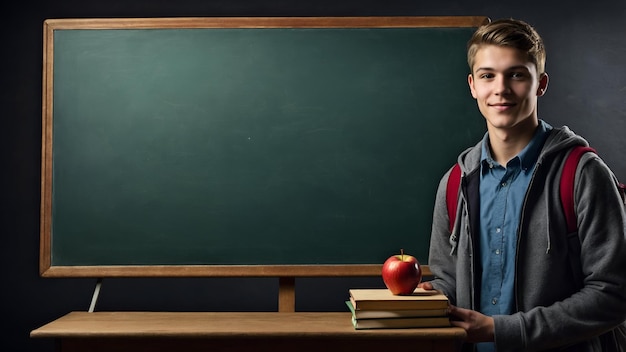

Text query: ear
(536, 72), (549, 97)
(468, 73), (477, 99)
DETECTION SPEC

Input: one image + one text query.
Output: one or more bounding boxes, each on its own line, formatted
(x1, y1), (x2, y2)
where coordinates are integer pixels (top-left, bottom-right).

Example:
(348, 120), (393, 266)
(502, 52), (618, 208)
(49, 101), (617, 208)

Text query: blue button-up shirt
(476, 120), (551, 352)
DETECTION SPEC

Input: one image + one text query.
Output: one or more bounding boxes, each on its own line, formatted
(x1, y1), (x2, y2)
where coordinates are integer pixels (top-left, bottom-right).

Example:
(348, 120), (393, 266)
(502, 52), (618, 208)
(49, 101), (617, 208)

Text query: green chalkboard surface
(40, 17), (488, 277)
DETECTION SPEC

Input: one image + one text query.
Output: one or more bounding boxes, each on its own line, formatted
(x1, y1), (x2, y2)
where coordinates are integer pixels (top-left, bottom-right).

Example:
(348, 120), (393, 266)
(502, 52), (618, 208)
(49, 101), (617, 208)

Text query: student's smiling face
(468, 45), (548, 133)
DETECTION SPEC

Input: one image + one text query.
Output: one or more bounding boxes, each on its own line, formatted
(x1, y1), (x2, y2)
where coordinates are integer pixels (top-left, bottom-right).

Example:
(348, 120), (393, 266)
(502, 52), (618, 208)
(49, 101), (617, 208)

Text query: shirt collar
(480, 120), (552, 171)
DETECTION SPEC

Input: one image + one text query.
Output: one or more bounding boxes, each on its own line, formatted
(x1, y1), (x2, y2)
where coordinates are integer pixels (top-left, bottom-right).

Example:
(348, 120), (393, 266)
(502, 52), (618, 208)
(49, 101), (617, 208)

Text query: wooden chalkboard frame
(40, 16), (489, 280)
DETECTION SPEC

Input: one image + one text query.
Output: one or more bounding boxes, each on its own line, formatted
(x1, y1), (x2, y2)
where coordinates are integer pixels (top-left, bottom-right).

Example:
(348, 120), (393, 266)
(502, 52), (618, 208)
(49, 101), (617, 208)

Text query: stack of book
(347, 288), (451, 329)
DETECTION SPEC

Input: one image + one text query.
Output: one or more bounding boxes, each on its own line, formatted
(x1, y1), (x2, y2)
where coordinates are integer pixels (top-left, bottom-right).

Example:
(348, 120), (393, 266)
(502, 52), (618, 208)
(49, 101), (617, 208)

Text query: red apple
(381, 249), (422, 295)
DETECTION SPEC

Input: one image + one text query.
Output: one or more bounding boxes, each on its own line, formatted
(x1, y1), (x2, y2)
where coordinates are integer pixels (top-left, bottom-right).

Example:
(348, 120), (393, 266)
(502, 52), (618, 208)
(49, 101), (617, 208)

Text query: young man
(420, 18), (626, 351)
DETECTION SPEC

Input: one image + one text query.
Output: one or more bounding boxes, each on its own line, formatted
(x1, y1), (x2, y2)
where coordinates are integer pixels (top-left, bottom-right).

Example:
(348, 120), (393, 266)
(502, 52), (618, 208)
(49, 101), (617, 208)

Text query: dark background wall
(3, 1), (625, 351)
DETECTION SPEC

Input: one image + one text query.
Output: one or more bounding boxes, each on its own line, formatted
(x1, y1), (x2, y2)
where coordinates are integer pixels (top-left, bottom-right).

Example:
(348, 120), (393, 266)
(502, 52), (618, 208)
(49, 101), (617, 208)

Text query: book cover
(345, 301), (449, 319)
(351, 315), (451, 330)
(349, 288), (449, 310)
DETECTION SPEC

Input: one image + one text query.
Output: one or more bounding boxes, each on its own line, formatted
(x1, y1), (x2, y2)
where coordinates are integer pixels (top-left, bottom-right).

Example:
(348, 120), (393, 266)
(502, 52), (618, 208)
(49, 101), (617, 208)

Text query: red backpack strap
(446, 163), (462, 233)
(560, 146), (596, 233)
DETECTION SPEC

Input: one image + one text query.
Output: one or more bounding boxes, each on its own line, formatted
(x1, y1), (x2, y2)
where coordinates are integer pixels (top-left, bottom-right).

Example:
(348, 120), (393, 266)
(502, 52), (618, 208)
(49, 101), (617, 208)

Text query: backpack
(445, 146), (598, 233)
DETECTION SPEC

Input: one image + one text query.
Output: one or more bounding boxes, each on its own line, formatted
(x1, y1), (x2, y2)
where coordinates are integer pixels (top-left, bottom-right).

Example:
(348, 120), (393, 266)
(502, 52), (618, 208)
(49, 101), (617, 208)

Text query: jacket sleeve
(427, 167), (459, 304)
(494, 154), (626, 351)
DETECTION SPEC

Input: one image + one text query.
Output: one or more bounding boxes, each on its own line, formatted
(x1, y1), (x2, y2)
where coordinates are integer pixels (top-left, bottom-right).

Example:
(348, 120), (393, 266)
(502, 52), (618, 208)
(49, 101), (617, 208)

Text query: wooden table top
(31, 311), (466, 340)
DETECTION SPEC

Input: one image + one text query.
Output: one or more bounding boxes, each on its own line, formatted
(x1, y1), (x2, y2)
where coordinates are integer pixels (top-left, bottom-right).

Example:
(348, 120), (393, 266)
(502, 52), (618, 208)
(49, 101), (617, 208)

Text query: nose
(494, 76), (511, 95)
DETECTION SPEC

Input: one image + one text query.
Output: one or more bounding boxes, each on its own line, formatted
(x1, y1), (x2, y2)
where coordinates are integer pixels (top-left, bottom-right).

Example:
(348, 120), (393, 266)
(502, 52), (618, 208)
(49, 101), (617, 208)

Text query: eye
(479, 72), (495, 79)
(510, 72), (527, 79)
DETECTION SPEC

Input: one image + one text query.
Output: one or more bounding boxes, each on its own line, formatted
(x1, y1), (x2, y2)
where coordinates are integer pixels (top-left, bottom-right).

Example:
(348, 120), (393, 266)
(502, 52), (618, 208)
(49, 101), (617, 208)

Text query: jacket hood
(456, 123), (590, 175)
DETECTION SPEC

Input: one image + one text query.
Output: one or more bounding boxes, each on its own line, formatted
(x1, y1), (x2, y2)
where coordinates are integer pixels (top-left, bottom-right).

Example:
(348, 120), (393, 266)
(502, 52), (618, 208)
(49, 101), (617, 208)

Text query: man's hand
(448, 305), (495, 343)
(417, 282), (494, 343)
(418, 281), (434, 290)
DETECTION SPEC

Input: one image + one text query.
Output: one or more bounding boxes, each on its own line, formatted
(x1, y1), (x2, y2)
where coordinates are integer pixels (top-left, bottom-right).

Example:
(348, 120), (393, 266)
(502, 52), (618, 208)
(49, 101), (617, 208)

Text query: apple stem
(401, 248), (404, 261)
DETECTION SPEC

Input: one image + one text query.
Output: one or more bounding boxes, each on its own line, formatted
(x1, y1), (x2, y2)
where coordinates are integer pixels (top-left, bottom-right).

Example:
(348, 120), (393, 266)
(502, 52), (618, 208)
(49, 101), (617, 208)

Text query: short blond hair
(467, 18), (546, 75)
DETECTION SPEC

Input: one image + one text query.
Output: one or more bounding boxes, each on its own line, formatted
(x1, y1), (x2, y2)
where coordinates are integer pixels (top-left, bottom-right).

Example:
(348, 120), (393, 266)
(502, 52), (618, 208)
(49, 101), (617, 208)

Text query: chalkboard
(40, 16), (489, 277)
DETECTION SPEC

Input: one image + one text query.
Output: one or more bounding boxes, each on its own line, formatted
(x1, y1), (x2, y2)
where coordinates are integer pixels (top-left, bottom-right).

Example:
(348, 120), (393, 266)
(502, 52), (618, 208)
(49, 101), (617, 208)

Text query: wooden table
(31, 311), (466, 352)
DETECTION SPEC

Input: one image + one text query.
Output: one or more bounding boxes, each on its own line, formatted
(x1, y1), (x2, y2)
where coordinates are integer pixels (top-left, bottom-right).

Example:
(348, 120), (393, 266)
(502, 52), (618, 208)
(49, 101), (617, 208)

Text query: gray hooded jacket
(428, 125), (626, 351)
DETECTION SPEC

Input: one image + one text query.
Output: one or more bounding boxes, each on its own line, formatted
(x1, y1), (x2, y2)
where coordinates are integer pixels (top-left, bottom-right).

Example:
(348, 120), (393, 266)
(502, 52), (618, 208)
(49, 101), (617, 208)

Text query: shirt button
(496, 228), (501, 233)
(495, 249), (500, 255)
(501, 182), (507, 187)
(492, 298), (498, 305)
